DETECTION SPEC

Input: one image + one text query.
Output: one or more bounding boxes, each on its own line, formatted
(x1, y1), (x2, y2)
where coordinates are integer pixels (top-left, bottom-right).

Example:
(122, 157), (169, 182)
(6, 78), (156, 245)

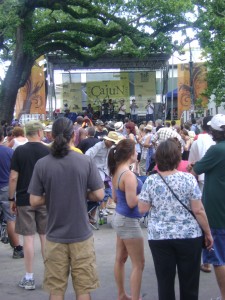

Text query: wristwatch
(8, 197), (15, 202)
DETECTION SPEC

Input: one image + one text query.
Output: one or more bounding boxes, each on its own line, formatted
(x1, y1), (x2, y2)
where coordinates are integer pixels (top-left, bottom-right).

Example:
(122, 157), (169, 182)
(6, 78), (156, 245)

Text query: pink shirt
(155, 160), (189, 173)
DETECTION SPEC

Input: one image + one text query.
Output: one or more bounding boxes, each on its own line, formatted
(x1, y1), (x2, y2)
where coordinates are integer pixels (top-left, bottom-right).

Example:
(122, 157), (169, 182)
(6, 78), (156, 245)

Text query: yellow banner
(134, 71), (156, 110)
(86, 72), (130, 111)
(15, 56), (46, 117)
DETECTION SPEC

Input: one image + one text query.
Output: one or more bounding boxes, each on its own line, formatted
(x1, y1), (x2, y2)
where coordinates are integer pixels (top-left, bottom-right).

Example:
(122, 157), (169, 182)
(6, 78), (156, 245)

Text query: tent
(166, 88), (178, 98)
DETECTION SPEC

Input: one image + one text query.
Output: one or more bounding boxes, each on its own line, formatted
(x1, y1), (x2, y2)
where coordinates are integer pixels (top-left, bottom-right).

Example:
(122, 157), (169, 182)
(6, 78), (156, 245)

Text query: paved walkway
(0, 216), (220, 300)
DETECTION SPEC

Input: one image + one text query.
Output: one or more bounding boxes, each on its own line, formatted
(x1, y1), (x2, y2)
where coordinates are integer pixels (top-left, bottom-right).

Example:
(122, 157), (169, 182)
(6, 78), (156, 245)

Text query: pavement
(0, 214), (220, 300)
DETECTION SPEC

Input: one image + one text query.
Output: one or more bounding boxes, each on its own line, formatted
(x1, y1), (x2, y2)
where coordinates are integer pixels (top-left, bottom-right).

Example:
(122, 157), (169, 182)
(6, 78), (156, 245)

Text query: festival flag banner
(192, 63), (208, 108)
(15, 56), (46, 118)
(177, 63), (191, 119)
(177, 63), (208, 118)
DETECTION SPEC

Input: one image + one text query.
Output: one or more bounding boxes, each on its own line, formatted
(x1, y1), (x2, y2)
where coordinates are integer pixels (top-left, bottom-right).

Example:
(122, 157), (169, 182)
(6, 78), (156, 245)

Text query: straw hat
(103, 131), (121, 144)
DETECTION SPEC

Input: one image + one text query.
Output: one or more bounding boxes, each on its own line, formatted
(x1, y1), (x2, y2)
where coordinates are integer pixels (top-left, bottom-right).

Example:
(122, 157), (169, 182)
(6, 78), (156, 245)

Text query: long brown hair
(108, 139), (135, 176)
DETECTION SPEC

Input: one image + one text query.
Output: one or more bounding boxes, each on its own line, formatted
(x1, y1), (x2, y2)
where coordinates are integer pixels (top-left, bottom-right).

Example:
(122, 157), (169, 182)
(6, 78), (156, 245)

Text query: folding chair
(87, 201), (101, 230)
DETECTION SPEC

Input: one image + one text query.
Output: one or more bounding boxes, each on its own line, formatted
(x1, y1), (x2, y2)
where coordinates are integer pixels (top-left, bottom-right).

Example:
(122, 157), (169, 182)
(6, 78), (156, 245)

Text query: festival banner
(177, 63), (191, 119)
(134, 71), (156, 112)
(192, 63), (208, 108)
(177, 63), (208, 118)
(86, 72), (130, 111)
(15, 56), (46, 118)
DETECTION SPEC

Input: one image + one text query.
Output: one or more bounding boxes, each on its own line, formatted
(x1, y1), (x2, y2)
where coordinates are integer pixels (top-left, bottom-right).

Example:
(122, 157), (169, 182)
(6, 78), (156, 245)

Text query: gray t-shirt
(28, 151), (103, 243)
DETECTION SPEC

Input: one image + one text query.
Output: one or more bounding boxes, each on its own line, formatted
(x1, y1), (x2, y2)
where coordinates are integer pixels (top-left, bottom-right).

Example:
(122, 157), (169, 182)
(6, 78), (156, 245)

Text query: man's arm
(191, 200), (213, 250)
(9, 170), (18, 199)
(8, 170), (19, 213)
(193, 145), (219, 175)
(85, 142), (100, 158)
(87, 188), (104, 202)
(30, 194), (45, 207)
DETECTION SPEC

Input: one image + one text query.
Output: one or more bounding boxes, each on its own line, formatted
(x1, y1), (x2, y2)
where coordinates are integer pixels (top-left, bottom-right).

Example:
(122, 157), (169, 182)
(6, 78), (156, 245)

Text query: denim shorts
(0, 186), (16, 222)
(203, 228), (225, 266)
(111, 212), (143, 239)
(103, 187), (112, 202)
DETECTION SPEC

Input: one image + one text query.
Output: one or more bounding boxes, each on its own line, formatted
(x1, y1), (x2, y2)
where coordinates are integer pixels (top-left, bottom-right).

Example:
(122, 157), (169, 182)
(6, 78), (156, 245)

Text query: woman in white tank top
(8, 126), (28, 150)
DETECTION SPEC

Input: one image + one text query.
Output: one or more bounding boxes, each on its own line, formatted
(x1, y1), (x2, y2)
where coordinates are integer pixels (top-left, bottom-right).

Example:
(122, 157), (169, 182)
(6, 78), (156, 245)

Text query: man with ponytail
(28, 117), (104, 300)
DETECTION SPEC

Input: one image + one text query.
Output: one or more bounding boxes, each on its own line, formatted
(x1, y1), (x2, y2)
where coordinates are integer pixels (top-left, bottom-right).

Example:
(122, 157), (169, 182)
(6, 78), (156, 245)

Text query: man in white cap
(43, 124), (53, 144)
(114, 121), (125, 138)
(190, 114), (225, 300)
(86, 132), (121, 215)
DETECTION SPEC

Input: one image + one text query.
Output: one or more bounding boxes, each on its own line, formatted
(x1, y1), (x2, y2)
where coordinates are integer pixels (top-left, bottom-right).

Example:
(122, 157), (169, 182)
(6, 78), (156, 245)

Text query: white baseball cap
(207, 114), (225, 131)
(43, 124), (52, 132)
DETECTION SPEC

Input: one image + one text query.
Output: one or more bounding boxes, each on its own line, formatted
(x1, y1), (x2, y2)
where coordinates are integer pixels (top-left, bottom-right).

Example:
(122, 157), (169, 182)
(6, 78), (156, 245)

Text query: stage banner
(177, 63), (208, 118)
(15, 56), (46, 118)
(86, 72), (130, 111)
(60, 75), (82, 112)
(134, 71), (156, 112)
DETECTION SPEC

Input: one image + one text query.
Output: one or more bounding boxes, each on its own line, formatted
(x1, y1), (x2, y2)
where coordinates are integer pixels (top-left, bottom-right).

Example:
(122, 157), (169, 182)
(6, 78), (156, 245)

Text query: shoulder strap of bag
(157, 172), (196, 220)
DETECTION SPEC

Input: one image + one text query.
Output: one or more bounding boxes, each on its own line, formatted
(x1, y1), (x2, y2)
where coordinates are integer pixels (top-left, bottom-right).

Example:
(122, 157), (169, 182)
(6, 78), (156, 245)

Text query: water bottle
(99, 210), (104, 225)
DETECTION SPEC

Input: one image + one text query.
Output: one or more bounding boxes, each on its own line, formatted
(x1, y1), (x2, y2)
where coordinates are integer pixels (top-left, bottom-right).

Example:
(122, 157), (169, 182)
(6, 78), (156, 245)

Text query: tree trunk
(0, 25), (34, 123)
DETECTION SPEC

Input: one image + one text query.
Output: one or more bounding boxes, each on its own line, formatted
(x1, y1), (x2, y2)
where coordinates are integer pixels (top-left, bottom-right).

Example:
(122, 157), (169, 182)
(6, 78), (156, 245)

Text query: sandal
(200, 264), (211, 273)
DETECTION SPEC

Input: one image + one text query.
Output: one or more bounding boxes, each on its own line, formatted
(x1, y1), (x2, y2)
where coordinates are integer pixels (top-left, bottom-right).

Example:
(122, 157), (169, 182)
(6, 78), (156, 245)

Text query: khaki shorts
(43, 236), (99, 296)
(15, 205), (47, 235)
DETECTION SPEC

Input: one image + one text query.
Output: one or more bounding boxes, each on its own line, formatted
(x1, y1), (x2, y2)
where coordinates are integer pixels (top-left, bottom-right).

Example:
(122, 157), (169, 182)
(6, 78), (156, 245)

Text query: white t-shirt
(188, 133), (215, 183)
(146, 104), (154, 114)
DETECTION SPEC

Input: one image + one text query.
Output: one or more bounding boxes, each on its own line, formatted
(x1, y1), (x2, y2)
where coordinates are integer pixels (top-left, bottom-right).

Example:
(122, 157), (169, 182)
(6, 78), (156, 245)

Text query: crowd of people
(0, 112), (225, 300)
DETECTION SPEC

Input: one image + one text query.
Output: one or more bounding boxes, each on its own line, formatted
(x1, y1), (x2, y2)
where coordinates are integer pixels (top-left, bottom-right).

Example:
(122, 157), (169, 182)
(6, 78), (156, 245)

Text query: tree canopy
(0, 0), (224, 122)
(193, 0), (225, 107)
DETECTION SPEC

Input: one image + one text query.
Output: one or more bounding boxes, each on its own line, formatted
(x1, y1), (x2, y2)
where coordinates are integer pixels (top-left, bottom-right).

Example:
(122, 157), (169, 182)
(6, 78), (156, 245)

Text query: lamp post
(171, 55), (174, 121)
(188, 40), (194, 119)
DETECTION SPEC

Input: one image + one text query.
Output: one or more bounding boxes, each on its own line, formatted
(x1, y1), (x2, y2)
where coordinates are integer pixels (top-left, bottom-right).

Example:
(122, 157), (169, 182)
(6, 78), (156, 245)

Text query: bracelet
(8, 197), (15, 202)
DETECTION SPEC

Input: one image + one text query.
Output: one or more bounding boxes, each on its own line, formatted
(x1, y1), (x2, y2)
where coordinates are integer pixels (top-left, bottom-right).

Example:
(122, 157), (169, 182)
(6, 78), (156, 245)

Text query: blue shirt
(0, 145), (13, 188)
(115, 174), (143, 218)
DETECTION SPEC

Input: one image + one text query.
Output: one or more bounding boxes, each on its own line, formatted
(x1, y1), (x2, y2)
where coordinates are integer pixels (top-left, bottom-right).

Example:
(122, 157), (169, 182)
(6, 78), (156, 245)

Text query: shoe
(106, 202), (116, 209)
(102, 210), (108, 216)
(13, 248), (24, 259)
(18, 277), (35, 290)
(105, 208), (113, 215)
(200, 263), (211, 273)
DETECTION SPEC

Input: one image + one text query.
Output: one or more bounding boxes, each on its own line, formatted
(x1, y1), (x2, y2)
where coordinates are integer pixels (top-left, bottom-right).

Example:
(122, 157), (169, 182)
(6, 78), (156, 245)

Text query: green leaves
(194, 0), (225, 105)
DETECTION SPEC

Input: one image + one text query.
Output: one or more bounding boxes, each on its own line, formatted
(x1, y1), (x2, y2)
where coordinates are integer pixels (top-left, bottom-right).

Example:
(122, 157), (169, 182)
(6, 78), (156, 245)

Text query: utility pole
(188, 40), (194, 119)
